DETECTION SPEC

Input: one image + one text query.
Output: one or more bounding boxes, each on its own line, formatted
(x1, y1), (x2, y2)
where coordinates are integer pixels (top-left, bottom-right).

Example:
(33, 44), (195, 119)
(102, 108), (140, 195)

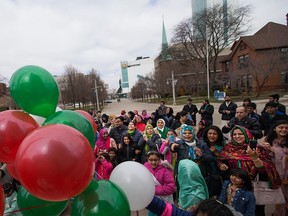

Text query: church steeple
(161, 18), (172, 61)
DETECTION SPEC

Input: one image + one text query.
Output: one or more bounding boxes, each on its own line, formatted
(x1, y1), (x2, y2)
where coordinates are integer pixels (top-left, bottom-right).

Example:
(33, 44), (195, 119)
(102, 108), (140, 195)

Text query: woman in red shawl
(94, 128), (117, 156)
(217, 125), (281, 216)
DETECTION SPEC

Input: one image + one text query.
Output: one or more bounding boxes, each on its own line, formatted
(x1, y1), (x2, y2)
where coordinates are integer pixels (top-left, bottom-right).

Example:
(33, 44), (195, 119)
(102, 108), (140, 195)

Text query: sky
(0, 0), (287, 89)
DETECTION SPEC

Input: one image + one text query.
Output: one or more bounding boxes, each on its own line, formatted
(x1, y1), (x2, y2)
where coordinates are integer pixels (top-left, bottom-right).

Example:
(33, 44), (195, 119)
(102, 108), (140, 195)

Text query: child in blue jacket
(219, 168), (256, 216)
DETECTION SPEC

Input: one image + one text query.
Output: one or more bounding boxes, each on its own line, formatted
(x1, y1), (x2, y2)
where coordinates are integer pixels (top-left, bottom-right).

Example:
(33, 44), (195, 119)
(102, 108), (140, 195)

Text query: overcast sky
(0, 0), (287, 89)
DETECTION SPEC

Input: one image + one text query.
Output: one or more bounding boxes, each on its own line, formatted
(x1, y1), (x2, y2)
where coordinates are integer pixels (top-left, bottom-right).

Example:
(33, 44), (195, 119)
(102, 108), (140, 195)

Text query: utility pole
(94, 80), (100, 111)
(171, 71), (176, 105)
(206, 25), (210, 100)
(167, 70), (177, 105)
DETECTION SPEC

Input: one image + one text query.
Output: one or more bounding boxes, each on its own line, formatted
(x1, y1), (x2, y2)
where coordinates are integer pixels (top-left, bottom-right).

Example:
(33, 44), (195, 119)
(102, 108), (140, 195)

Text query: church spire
(161, 17), (172, 61)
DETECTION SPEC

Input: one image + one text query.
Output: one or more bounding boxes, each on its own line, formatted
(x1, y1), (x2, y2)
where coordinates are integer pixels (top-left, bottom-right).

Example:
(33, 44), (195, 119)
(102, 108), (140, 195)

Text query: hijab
(219, 125), (282, 188)
(230, 125), (252, 146)
(178, 159), (209, 210)
(144, 124), (154, 138)
(180, 124), (197, 160)
(96, 128), (110, 149)
(156, 119), (168, 139)
(180, 124), (196, 141)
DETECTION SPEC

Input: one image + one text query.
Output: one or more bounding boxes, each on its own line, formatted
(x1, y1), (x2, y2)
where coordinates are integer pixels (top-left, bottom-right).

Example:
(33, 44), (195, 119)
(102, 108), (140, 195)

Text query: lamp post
(93, 80), (101, 111)
(167, 70), (177, 105)
(206, 26), (210, 100)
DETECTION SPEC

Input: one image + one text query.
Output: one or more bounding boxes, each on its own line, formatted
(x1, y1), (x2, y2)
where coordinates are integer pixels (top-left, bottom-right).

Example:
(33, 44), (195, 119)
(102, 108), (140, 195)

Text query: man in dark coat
(109, 116), (128, 148)
(222, 106), (263, 139)
(199, 99), (214, 126)
(260, 101), (288, 135)
(182, 98), (198, 126)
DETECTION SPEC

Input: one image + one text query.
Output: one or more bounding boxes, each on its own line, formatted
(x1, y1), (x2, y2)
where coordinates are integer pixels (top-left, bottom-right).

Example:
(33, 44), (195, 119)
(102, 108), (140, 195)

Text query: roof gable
(222, 22), (288, 62)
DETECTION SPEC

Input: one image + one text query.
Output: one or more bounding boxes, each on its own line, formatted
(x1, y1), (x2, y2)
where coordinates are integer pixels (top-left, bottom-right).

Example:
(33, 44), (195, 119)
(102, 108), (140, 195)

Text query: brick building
(220, 22), (288, 95)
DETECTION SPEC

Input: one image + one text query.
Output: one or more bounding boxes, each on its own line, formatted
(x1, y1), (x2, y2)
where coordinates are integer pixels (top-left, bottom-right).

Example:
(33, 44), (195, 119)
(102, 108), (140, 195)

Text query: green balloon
(71, 180), (130, 216)
(43, 110), (95, 148)
(17, 186), (68, 216)
(10, 65), (59, 118)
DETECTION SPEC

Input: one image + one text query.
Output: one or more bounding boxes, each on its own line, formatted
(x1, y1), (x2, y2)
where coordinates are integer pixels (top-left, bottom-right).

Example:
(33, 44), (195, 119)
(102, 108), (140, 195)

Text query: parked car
(104, 100), (112, 104)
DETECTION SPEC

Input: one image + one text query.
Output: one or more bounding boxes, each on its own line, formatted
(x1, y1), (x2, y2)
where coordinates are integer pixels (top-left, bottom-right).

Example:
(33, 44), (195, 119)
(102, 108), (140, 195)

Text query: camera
(249, 140), (257, 150)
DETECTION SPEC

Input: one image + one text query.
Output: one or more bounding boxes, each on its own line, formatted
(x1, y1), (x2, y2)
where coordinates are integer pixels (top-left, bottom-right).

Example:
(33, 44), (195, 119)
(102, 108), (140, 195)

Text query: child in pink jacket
(95, 152), (113, 180)
(144, 151), (176, 206)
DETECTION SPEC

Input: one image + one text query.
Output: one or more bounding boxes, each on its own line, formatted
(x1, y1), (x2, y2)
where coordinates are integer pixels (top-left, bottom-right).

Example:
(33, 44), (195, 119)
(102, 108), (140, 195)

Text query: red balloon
(0, 110), (39, 163)
(6, 162), (19, 180)
(0, 186), (4, 216)
(15, 124), (95, 201)
(74, 110), (97, 133)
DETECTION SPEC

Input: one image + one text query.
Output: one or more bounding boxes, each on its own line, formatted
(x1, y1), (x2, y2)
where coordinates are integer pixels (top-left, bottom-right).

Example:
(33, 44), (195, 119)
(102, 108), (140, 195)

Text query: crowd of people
(91, 93), (288, 216)
(1, 93), (288, 216)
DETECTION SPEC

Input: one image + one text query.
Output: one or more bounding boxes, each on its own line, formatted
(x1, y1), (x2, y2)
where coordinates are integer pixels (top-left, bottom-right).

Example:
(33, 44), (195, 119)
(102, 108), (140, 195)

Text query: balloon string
(4, 203), (53, 215)
(95, 171), (103, 180)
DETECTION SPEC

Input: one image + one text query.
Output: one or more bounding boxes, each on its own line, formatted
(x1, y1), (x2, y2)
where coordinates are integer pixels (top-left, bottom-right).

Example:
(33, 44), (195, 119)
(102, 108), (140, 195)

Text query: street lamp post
(93, 80), (101, 111)
(206, 25), (210, 100)
(167, 70), (177, 105)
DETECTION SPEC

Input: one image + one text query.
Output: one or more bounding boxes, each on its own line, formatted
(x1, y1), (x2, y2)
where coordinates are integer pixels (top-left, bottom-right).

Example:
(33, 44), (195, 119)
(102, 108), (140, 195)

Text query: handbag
(253, 174), (285, 205)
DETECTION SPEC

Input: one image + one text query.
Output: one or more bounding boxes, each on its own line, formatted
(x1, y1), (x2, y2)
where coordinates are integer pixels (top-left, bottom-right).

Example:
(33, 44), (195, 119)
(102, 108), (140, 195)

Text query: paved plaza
(102, 97), (286, 128)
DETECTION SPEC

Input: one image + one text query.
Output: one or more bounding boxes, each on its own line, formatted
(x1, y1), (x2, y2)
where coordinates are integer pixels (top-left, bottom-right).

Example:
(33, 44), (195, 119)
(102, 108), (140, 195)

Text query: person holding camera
(217, 125), (281, 216)
(94, 152), (113, 180)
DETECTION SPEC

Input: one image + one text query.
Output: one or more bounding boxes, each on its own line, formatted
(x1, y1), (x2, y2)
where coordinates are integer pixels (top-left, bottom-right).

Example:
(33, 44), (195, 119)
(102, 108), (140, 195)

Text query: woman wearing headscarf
(134, 115), (146, 132)
(218, 125), (282, 216)
(178, 159), (209, 212)
(127, 121), (143, 162)
(137, 124), (162, 164)
(155, 118), (169, 140)
(94, 128), (117, 156)
(170, 124), (210, 175)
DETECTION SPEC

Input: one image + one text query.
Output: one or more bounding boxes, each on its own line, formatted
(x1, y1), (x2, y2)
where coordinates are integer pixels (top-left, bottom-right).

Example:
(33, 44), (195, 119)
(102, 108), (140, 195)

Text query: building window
(225, 61), (230, 72)
(241, 75), (247, 87)
(281, 71), (288, 84)
(238, 54), (249, 69)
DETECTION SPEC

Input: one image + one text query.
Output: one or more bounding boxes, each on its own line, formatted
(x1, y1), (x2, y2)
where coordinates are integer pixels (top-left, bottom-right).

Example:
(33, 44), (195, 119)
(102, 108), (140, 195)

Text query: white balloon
(29, 106), (61, 126)
(29, 114), (46, 126)
(56, 106), (62, 111)
(110, 161), (155, 211)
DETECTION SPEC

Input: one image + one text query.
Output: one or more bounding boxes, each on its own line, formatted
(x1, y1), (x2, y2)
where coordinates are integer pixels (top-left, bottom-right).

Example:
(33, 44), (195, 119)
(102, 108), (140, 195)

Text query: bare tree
(171, 3), (252, 74)
(248, 50), (281, 97)
(87, 68), (108, 109)
(62, 65), (79, 108)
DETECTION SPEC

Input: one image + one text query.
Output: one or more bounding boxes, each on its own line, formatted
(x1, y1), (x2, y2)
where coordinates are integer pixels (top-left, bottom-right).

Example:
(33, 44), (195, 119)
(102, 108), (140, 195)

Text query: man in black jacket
(199, 99), (214, 126)
(260, 101), (288, 135)
(222, 106), (263, 139)
(261, 94), (286, 114)
(182, 98), (198, 125)
(109, 116), (128, 148)
(218, 95), (237, 139)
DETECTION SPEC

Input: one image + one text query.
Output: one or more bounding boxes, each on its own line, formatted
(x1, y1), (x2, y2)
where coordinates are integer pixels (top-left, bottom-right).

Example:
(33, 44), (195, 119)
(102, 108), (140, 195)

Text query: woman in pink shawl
(94, 128), (117, 157)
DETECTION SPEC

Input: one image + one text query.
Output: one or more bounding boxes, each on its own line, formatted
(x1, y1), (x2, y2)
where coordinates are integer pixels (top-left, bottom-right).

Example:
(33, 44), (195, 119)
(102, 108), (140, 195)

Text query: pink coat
(144, 162), (176, 196)
(95, 159), (113, 180)
(159, 141), (172, 164)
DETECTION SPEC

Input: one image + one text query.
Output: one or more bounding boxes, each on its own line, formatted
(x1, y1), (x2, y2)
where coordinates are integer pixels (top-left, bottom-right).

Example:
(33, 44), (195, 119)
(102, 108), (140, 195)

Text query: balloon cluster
(0, 65), (155, 215)
(0, 65), (95, 215)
